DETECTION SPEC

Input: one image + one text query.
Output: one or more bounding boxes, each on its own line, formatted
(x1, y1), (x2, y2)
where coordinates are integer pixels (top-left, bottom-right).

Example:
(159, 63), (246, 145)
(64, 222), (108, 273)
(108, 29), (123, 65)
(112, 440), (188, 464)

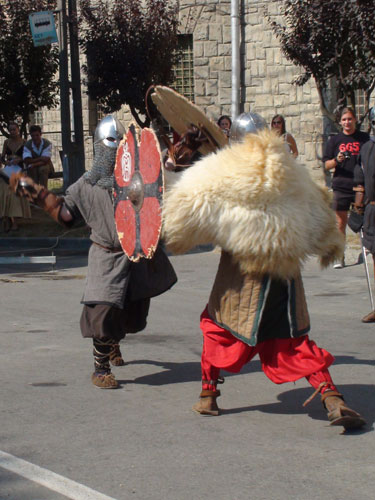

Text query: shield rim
(151, 85), (228, 155)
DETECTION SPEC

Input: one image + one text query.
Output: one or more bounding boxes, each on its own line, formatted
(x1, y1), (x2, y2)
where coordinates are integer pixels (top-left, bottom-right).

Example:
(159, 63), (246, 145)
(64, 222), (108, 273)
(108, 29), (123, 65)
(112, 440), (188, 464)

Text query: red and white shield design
(113, 124), (163, 261)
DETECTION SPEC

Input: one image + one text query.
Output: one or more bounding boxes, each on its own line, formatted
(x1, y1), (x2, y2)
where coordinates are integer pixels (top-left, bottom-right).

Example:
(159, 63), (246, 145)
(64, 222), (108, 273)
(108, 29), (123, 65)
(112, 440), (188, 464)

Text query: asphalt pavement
(0, 248), (374, 500)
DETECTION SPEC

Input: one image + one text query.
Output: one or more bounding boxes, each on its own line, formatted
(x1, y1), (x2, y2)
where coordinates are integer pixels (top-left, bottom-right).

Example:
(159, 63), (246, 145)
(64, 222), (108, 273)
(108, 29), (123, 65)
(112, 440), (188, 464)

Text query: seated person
(0, 122), (30, 231)
(23, 125), (53, 188)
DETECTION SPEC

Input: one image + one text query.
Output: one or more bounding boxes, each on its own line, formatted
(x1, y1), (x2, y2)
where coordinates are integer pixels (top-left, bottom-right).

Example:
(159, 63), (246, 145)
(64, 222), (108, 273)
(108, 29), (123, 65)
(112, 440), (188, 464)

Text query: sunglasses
(272, 121), (282, 125)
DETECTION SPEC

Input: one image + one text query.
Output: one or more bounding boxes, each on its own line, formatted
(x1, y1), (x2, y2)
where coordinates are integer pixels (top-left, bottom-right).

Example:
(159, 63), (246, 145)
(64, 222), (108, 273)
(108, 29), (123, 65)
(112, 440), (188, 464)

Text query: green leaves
(0, 1), (58, 136)
(269, 0), (375, 122)
(79, 0), (179, 127)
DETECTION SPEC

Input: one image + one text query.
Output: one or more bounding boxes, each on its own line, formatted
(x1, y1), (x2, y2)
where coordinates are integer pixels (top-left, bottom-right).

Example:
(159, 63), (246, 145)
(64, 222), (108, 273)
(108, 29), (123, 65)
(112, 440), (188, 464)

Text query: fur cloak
(162, 130), (344, 279)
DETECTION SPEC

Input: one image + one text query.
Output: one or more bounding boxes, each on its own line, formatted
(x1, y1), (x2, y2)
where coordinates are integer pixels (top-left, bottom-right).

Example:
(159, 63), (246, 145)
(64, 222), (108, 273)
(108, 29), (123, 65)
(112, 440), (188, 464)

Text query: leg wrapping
(93, 338), (115, 374)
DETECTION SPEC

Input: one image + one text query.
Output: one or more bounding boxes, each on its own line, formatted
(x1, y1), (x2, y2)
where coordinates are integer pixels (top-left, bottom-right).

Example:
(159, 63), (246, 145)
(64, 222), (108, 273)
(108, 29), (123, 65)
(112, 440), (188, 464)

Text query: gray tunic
(64, 177), (131, 307)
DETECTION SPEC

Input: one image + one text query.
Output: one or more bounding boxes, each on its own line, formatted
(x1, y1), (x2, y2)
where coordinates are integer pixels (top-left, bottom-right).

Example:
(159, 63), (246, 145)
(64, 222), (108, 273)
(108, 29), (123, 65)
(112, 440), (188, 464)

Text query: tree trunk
(129, 104), (150, 129)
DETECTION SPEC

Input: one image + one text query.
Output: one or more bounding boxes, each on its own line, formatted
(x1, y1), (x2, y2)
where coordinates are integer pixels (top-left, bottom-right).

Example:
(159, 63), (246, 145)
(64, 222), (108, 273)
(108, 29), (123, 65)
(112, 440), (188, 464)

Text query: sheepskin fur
(162, 129), (344, 279)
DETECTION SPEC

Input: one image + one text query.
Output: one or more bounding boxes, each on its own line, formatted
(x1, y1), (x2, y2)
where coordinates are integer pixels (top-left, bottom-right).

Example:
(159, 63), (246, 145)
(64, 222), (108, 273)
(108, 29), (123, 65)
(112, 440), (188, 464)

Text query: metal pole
(231, 0), (240, 120)
(57, 0), (71, 161)
(67, 0), (85, 183)
(360, 229), (374, 310)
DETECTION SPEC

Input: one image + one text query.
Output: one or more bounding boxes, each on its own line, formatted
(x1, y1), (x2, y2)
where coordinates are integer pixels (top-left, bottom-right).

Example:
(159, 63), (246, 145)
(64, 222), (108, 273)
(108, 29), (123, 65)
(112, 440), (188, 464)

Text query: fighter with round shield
(10, 115), (177, 389)
(149, 85), (228, 185)
(162, 111), (366, 430)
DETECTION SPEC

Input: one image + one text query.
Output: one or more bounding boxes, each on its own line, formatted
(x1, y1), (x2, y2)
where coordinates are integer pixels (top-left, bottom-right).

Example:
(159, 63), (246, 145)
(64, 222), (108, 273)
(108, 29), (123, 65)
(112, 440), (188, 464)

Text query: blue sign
(29, 11), (58, 47)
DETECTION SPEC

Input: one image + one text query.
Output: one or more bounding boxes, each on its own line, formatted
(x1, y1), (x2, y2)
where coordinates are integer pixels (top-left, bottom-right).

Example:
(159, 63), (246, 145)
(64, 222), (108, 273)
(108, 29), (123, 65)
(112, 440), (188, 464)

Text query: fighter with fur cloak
(162, 117), (365, 430)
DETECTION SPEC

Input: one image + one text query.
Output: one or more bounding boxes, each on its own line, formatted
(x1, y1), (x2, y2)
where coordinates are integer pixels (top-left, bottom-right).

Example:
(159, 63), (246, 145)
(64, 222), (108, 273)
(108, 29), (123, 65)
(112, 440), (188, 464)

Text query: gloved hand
(9, 172), (44, 202)
(353, 204), (364, 215)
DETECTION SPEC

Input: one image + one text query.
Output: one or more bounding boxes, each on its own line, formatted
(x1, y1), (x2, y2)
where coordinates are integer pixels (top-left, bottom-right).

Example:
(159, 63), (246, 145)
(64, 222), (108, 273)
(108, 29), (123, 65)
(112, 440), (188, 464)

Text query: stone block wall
(179, 0), (326, 181)
(1, 0), (330, 182)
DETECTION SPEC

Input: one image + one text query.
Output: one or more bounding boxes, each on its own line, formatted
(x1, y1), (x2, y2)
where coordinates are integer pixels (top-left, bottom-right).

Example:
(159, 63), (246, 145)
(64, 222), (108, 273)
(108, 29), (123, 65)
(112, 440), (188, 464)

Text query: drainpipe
(231, 0), (240, 120)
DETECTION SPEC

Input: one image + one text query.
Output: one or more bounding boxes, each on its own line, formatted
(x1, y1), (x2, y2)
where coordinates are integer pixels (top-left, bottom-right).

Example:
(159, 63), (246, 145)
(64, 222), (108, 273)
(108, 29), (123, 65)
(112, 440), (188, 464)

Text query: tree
(79, 0), (180, 127)
(0, 1), (59, 137)
(268, 0), (375, 125)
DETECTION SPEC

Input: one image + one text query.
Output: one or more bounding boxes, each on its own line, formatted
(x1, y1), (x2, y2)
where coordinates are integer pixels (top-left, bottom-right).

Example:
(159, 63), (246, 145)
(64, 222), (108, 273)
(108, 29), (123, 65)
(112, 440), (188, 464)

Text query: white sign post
(29, 11), (58, 47)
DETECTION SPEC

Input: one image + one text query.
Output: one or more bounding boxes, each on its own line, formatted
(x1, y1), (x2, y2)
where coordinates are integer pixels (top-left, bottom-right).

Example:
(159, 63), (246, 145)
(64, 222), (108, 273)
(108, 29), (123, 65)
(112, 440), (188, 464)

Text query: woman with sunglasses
(271, 114), (298, 158)
(323, 107), (369, 268)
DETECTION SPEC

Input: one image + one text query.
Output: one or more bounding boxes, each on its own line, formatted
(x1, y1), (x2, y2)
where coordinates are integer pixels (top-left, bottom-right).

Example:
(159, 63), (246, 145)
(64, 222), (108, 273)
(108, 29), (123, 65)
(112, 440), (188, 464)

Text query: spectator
(217, 115), (232, 138)
(271, 114), (298, 158)
(323, 107), (369, 268)
(1, 122), (25, 171)
(23, 125), (54, 188)
(0, 122), (31, 231)
(353, 107), (375, 322)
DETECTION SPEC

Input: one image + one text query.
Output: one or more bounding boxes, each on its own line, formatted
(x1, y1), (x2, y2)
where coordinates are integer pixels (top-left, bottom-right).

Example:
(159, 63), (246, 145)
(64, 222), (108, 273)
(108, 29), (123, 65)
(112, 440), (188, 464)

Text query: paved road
(0, 250), (374, 500)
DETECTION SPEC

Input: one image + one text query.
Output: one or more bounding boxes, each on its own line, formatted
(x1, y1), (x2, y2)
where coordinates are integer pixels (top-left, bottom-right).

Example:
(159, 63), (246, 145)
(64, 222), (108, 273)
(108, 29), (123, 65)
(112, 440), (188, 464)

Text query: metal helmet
(369, 107), (375, 130)
(84, 115), (126, 189)
(230, 112), (267, 142)
(94, 115), (125, 149)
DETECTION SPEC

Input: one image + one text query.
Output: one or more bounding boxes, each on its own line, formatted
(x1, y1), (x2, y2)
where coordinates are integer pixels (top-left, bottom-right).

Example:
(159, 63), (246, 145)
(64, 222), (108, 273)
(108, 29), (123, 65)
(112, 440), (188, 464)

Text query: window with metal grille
(355, 89), (368, 129)
(174, 34), (194, 101)
(33, 110), (44, 127)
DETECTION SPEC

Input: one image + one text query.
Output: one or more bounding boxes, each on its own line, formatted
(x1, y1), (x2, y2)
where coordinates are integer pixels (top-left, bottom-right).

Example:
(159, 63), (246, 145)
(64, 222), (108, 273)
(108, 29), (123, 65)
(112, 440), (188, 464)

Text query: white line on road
(0, 450), (117, 500)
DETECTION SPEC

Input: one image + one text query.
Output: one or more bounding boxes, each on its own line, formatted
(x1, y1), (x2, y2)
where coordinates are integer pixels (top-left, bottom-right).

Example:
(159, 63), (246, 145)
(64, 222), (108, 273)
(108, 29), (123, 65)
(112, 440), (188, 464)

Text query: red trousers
(200, 307), (337, 394)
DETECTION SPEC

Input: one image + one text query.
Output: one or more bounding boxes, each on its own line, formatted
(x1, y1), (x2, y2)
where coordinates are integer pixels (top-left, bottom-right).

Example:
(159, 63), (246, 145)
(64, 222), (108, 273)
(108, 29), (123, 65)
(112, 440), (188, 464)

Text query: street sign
(29, 11), (58, 47)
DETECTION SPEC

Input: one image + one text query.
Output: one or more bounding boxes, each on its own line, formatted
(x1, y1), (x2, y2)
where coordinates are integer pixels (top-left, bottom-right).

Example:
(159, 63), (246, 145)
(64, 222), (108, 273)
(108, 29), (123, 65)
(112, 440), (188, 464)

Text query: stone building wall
(1, 0), (327, 181)
(179, 0), (325, 180)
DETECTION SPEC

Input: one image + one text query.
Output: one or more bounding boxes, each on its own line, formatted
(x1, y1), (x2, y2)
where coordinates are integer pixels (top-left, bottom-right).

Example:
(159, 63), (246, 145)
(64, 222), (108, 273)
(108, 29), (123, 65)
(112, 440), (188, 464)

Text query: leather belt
(93, 241), (123, 253)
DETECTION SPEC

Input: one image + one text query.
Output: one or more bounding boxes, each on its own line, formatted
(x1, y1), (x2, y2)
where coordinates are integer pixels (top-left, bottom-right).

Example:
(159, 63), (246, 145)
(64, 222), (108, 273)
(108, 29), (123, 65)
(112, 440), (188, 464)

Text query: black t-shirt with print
(323, 130), (369, 193)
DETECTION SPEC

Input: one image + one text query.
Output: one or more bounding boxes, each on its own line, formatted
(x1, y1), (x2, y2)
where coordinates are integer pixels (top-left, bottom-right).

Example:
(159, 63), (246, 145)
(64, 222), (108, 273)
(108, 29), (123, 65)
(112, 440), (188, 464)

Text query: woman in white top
(271, 114), (298, 158)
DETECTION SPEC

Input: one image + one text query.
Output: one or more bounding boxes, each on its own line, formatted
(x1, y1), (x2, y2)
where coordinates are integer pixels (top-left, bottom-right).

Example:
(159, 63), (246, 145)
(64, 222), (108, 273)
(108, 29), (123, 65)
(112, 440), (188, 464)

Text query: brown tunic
(207, 251), (310, 346)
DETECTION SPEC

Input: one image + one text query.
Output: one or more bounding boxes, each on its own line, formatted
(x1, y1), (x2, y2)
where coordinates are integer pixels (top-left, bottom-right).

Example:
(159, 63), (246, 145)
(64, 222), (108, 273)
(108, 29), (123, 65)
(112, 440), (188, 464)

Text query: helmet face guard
(230, 112), (267, 142)
(94, 115), (126, 149)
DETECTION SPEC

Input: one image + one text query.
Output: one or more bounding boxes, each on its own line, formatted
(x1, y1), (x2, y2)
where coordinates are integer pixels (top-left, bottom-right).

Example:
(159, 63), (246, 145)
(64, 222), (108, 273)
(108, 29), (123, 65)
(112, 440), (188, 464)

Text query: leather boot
(109, 343), (125, 366)
(321, 391), (366, 429)
(192, 389), (221, 416)
(361, 310), (375, 323)
(91, 372), (118, 389)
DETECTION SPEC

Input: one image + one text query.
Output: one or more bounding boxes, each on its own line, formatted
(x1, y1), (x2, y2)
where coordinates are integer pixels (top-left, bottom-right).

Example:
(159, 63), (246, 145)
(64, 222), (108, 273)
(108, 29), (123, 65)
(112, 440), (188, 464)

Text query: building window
(355, 90), (368, 129)
(33, 110), (44, 127)
(174, 34), (194, 101)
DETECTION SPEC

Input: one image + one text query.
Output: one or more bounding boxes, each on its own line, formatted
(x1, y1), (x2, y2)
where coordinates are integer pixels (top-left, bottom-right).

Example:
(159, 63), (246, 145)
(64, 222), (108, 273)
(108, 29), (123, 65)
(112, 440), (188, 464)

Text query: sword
(360, 229), (374, 310)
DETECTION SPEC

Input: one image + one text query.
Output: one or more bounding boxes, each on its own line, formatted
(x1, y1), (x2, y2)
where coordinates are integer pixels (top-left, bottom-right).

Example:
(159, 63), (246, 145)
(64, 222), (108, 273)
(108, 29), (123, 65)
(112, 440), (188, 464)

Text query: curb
(0, 238), (214, 257)
(0, 238), (91, 256)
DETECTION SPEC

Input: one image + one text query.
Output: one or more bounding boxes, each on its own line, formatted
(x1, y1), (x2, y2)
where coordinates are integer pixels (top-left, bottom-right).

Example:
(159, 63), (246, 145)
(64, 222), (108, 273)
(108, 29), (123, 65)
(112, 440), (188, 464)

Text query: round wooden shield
(113, 124), (164, 261)
(151, 86), (228, 154)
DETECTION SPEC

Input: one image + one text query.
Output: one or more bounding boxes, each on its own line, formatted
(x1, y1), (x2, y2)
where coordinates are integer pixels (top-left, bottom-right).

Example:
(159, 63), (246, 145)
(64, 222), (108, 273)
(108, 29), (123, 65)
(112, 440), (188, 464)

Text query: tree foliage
(269, 0), (375, 124)
(79, 0), (180, 127)
(0, 1), (59, 137)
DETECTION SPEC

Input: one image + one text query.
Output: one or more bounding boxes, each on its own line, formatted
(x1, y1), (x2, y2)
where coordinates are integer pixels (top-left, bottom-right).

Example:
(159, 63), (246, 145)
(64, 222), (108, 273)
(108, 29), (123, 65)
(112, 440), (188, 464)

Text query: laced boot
(92, 338), (118, 389)
(193, 389), (221, 416)
(361, 310), (375, 323)
(321, 391), (366, 430)
(109, 343), (125, 366)
(192, 378), (224, 416)
(91, 371), (118, 389)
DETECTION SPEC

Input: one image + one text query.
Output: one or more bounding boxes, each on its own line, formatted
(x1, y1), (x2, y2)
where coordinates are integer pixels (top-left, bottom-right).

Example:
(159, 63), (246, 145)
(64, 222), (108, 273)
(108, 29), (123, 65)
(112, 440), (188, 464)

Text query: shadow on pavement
(118, 359), (202, 386)
(221, 384), (374, 433)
